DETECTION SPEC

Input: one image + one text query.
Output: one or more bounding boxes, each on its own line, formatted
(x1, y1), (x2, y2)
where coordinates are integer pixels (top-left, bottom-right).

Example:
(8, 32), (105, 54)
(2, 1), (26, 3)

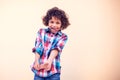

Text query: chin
(52, 31), (56, 34)
(51, 30), (56, 33)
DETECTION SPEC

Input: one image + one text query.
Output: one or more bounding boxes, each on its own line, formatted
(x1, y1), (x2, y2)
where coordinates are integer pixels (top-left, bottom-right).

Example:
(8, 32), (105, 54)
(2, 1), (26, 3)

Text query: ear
(41, 16), (45, 19)
(60, 26), (64, 30)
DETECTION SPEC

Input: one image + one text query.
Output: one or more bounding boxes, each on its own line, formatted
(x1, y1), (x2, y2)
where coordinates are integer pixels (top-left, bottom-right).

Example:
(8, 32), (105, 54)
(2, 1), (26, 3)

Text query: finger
(39, 64), (44, 69)
(33, 64), (36, 69)
(36, 65), (40, 70)
(44, 62), (49, 68)
(33, 64), (39, 70)
(44, 67), (50, 71)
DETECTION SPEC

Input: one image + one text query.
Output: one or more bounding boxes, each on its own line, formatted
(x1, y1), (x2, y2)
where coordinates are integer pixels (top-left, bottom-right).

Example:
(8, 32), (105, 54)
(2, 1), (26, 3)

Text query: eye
(50, 21), (54, 23)
(56, 22), (60, 24)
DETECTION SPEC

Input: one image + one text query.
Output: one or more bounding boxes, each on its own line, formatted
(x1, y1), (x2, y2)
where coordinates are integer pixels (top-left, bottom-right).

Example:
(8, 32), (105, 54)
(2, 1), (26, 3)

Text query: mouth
(50, 28), (58, 33)
(50, 27), (56, 30)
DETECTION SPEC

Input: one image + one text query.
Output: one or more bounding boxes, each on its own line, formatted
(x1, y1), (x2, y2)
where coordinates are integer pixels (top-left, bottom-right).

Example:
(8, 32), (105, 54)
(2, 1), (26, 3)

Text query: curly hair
(42, 7), (70, 30)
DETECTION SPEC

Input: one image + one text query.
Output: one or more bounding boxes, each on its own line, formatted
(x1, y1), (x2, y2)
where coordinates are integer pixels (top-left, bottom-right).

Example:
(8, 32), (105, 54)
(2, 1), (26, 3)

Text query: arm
(32, 29), (43, 55)
(47, 49), (59, 64)
(43, 49), (59, 71)
(33, 52), (41, 70)
(42, 34), (68, 71)
(35, 52), (40, 62)
(32, 29), (43, 70)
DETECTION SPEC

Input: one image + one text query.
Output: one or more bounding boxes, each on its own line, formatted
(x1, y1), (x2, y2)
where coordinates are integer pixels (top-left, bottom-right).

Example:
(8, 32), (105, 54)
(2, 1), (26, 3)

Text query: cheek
(59, 25), (62, 29)
(48, 23), (52, 27)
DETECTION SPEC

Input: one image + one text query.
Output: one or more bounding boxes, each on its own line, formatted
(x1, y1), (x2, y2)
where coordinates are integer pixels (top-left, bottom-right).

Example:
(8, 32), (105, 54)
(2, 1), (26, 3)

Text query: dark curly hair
(42, 7), (70, 30)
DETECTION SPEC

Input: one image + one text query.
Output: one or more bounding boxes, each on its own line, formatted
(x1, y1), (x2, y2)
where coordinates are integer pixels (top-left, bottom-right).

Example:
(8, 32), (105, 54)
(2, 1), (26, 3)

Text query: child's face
(48, 16), (61, 34)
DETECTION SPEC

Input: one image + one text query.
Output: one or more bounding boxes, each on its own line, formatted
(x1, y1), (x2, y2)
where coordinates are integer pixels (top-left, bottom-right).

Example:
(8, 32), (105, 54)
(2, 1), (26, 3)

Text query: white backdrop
(0, 0), (120, 80)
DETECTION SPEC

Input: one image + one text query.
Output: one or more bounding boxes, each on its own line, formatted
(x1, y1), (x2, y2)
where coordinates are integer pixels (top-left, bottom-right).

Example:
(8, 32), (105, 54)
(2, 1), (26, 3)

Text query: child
(31, 7), (70, 80)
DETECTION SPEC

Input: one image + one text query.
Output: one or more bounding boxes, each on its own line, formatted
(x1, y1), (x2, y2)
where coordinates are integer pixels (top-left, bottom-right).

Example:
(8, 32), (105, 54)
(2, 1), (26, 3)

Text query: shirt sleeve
(52, 34), (68, 53)
(32, 29), (43, 55)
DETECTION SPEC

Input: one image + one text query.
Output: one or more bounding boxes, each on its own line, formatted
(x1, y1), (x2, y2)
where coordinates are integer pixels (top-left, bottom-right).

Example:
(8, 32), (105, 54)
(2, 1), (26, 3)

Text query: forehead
(50, 16), (61, 21)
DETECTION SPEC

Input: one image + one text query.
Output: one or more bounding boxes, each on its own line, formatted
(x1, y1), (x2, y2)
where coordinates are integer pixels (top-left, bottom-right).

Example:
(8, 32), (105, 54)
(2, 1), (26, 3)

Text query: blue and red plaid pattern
(31, 28), (68, 77)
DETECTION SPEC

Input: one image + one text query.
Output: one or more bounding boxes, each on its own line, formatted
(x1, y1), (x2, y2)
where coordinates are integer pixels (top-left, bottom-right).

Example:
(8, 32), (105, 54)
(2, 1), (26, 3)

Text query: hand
(33, 61), (40, 70)
(41, 61), (52, 71)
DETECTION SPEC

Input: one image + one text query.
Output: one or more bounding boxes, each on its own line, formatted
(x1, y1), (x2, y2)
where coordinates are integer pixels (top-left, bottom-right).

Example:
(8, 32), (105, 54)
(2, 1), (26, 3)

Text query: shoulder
(59, 31), (68, 40)
(37, 28), (47, 34)
(38, 28), (45, 32)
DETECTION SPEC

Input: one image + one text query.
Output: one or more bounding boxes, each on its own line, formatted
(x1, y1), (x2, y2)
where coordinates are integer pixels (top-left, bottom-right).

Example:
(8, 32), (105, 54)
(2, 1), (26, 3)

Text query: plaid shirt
(31, 28), (68, 77)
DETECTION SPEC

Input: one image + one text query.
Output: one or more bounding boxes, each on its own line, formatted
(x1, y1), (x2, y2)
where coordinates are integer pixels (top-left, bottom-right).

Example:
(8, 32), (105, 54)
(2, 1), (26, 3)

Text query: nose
(53, 23), (56, 26)
(52, 23), (56, 28)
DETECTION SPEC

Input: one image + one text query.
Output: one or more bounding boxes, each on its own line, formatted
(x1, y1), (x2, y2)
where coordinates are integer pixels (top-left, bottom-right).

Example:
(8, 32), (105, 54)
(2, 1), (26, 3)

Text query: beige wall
(0, 0), (119, 80)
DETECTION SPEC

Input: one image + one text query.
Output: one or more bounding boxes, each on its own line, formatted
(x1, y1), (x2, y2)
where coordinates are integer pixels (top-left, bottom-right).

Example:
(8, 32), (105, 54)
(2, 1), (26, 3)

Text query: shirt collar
(45, 28), (62, 36)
